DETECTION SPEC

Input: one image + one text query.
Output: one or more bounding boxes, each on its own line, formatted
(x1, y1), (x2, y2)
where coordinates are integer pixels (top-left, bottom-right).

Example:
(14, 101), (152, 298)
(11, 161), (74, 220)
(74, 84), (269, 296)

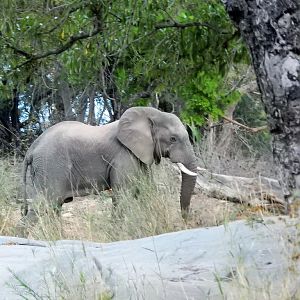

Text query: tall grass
(0, 147), (278, 243)
(1, 158), (298, 300)
(0, 158), (19, 236)
(8, 162), (185, 242)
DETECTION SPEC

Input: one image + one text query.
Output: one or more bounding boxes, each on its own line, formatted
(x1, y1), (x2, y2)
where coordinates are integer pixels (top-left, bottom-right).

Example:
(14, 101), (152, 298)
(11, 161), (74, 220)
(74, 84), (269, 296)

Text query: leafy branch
(42, 1), (90, 34)
(16, 27), (102, 69)
(2, 2), (104, 70)
(0, 32), (33, 59)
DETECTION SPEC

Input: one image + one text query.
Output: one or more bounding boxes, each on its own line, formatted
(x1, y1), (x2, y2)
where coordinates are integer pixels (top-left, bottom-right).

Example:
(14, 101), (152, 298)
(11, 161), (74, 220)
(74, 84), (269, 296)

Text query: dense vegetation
(0, 0), (260, 155)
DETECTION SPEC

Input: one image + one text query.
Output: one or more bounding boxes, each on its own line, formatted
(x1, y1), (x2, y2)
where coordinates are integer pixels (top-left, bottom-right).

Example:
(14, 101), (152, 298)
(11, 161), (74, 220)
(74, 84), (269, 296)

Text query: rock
(0, 216), (299, 299)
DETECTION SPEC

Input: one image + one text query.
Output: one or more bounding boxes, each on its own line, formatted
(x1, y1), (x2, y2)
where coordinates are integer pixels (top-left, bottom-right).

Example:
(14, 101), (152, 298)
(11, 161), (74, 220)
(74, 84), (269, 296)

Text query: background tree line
(1, 0), (263, 155)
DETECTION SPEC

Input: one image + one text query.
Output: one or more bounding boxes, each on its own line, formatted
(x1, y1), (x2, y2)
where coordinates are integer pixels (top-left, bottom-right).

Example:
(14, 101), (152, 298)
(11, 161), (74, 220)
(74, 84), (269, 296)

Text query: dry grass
(0, 158), (20, 236)
(1, 162), (187, 241)
(0, 157), (279, 243)
(0, 152), (299, 300)
(0, 125), (283, 243)
(25, 168), (183, 242)
(196, 126), (276, 178)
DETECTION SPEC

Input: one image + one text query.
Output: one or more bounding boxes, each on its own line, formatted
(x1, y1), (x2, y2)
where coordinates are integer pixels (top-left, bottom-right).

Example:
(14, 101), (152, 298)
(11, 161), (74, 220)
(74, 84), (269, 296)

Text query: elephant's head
(117, 107), (198, 218)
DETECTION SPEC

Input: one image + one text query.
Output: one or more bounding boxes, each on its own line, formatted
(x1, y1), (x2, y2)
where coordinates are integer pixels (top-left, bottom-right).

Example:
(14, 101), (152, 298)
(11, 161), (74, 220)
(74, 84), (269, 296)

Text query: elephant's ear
(117, 107), (155, 165)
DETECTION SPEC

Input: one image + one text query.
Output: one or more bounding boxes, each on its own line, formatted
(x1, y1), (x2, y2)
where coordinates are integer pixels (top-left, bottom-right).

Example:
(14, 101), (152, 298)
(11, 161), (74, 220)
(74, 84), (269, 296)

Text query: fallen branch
(195, 167), (285, 209)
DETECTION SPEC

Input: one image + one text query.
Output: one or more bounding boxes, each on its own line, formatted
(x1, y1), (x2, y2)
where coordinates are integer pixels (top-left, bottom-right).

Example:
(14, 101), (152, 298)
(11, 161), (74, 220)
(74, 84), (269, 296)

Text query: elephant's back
(29, 120), (119, 156)
(28, 121), (87, 151)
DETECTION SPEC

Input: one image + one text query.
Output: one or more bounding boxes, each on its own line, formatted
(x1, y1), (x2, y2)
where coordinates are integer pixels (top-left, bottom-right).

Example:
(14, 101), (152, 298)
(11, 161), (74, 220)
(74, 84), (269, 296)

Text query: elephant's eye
(170, 136), (177, 143)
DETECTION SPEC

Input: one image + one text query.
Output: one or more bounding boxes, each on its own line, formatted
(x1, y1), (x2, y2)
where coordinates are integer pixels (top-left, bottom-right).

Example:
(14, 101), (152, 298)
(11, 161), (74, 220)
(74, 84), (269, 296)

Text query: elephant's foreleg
(109, 152), (148, 217)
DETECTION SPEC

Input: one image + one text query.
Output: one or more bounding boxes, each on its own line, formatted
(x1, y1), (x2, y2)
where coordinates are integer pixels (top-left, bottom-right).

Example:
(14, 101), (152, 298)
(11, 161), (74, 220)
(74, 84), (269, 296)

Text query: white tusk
(177, 163), (198, 176)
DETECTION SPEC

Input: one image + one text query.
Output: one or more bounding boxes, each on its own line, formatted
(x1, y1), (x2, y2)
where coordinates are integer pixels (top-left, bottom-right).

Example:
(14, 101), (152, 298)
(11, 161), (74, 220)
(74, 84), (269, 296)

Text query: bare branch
(100, 68), (116, 102)
(225, 68), (251, 96)
(222, 116), (268, 133)
(154, 20), (228, 33)
(128, 91), (152, 102)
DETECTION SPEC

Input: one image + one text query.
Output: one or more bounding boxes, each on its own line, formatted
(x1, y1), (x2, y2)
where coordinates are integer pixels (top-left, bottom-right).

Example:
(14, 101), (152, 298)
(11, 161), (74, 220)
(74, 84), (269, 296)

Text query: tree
(224, 0), (300, 211)
(0, 0), (247, 147)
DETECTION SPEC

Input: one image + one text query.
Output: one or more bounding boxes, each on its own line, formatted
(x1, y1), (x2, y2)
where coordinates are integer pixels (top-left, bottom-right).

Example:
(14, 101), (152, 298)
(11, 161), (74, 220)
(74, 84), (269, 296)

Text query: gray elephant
(22, 106), (198, 223)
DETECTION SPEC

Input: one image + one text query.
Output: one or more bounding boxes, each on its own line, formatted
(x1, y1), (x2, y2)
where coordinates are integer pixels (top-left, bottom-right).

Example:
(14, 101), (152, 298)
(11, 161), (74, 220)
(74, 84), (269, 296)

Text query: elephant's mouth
(161, 147), (197, 176)
(163, 149), (170, 158)
(165, 152), (197, 177)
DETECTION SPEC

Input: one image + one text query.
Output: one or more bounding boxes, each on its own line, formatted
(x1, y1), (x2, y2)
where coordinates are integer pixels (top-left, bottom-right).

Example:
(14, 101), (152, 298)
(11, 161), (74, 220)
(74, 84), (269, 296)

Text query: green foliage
(0, 0), (249, 131)
(108, 0), (248, 124)
(181, 70), (241, 125)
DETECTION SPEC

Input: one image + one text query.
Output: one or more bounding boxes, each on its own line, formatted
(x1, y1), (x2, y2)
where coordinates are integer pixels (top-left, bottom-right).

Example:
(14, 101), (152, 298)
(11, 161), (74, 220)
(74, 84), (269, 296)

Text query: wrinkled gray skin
(22, 107), (197, 223)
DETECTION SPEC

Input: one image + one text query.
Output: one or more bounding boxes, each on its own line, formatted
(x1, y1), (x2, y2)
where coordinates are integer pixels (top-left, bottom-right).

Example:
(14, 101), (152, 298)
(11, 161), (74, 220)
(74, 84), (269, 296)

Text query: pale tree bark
(224, 0), (300, 212)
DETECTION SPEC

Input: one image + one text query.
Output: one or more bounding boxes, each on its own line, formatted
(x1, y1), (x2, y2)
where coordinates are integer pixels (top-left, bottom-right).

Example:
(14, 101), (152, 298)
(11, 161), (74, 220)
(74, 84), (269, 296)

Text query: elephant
(21, 106), (198, 224)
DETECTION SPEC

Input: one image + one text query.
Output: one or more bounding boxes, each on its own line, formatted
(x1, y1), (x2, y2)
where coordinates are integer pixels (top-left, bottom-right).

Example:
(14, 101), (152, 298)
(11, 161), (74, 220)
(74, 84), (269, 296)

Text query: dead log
(195, 167), (285, 209)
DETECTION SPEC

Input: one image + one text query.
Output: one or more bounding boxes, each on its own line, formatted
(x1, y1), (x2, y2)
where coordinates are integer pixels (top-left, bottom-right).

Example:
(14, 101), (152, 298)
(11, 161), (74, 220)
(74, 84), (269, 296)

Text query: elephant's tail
(22, 154), (32, 216)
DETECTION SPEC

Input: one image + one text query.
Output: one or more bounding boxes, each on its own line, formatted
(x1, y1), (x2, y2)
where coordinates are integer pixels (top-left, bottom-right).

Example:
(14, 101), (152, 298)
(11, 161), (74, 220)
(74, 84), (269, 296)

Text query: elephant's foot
(15, 209), (39, 237)
(15, 220), (29, 238)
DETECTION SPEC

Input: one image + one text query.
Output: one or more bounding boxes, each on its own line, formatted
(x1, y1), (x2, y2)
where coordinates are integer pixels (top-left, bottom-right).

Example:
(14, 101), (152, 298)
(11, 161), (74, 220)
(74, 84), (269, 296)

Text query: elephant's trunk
(179, 158), (198, 219)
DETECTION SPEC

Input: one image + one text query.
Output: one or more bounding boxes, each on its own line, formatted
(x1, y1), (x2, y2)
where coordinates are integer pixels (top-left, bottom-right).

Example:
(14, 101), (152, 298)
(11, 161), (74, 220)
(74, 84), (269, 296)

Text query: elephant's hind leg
(15, 207), (39, 237)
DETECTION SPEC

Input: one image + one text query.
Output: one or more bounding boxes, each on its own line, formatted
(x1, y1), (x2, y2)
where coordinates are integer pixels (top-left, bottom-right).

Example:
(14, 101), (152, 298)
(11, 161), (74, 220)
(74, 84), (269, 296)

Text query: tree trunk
(195, 167), (284, 209)
(0, 102), (11, 150)
(224, 0), (300, 212)
(59, 83), (75, 121)
(87, 87), (96, 125)
(11, 89), (19, 133)
(11, 89), (20, 150)
(216, 102), (238, 153)
(77, 94), (88, 123)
